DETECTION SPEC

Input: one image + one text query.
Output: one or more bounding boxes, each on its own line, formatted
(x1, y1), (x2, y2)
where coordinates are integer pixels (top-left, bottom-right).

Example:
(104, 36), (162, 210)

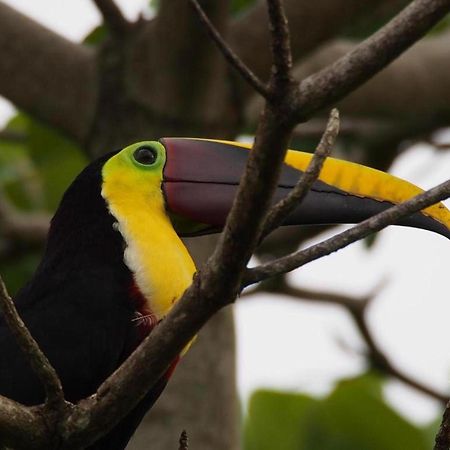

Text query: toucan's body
(0, 139), (448, 449)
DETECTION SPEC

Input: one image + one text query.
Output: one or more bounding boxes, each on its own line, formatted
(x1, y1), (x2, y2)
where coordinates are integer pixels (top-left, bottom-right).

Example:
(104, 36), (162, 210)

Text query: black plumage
(0, 153), (164, 449)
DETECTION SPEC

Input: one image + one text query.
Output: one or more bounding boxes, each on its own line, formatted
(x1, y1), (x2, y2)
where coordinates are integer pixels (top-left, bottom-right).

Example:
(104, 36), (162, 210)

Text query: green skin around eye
(124, 141), (167, 172)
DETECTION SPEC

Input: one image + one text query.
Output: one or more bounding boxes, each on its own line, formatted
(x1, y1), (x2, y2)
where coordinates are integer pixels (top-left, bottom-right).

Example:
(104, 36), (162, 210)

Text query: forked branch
(261, 108), (339, 238)
(292, 0), (450, 120)
(92, 0), (130, 36)
(248, 278), (448, 403)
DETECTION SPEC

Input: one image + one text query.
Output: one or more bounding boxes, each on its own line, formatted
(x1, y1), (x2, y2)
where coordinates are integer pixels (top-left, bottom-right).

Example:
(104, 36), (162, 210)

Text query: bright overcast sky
(1, 0), (450, 426)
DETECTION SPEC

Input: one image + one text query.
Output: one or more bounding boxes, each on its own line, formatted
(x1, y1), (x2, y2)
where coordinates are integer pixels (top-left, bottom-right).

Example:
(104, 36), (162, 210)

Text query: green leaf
(244, 374), (431, 450)
(0, 116), (35, 209)
(83, 25), (108, 46)
(244, 389), (320, 450)
(149, 0), (160, 11)
(231, 0), (257, 16)
(428, 14), (450, 35)
(0, 251), (42, 296)
(25, 117), (87, 210)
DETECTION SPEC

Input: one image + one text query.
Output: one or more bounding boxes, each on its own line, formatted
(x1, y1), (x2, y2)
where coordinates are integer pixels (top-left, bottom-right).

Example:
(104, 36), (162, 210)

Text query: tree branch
(230, 0), (410, 99)
(252, 278), (448, 403)
(131, 0), (231, 126)
(246, 34), (450, 131)
(266, 0), (293, 90)
(0, 396), (48, 449)
(244, 179), (450, 285)
(0, 277), (65, 410)
(0, 2), (97, 142)
(261, 108), (339, 237)
(292, 0), (450, 120)
(92, 0), (130, 36)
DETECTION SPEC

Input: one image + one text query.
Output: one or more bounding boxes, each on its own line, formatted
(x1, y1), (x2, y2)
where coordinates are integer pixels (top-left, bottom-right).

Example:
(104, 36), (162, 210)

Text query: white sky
(1, 0), (450, 426)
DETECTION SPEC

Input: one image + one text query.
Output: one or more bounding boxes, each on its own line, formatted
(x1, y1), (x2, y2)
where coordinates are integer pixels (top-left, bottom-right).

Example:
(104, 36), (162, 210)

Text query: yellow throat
(101, 142), (196, 320)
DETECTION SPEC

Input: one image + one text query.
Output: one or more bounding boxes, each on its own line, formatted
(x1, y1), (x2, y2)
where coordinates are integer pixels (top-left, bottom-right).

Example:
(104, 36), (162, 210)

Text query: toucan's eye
(133, 146), (158, 165)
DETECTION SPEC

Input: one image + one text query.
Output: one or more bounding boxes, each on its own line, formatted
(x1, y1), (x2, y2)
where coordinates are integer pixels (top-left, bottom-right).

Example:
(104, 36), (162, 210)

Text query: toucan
(0, 138), (448, 449)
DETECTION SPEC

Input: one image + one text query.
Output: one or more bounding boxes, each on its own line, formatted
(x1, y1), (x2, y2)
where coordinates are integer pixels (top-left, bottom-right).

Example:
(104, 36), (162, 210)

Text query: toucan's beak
(160, 137), (450, 239)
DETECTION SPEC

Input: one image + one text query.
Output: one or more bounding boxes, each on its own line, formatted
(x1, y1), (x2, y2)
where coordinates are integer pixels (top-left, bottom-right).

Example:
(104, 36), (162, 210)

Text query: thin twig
(433, 142), (450, 151)
(266, 0), (293, 90)
(262, 108), (339, 237)
(0, 395), (48, 449)
(188, 0), (270, 99)
(244, 178), (450, 286)
(178, 430), (189, 450)
(92, 0), (130, 36)
(256, 278), (448, 403)
(351, 305), (448, 403)
(0, 276), (65, 409)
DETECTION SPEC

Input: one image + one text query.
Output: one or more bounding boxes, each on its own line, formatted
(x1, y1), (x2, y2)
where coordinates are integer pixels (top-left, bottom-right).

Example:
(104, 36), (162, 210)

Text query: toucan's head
(97, 138), (450, 240)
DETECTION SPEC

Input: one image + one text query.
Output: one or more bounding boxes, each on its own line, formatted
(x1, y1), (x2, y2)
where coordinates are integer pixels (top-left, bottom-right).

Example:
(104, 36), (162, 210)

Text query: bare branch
(230, 0), (410, 100)
(0, 276), (65, 410)
(133, 0), (232, 125)
(0, 396), (48, 449)
(244, 179), (450, 285)
(293, 0), (450, 120)
(433, 142), (450, 151)
(0, 2), (96, 142)
(345, 304), (448, 403)
(242, 277), (372, 308)
(262, 108), (339, 237)
(246, 35), (450, 137)
(266, 0), (294, 91)
(188, 0), (270, 98)
(92, 0), (130, 36)
(257, 278), (448, 403)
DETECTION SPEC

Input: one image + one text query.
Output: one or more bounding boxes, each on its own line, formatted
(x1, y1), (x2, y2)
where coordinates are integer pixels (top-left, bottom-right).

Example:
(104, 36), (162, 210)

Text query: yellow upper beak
(160, 138), (450, 239)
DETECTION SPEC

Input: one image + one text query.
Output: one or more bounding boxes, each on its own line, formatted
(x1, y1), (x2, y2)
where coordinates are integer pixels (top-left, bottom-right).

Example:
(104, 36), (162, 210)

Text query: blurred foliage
(429, 14), (450, 35)
(84, 24), (108, 46)
(0, 113), (86, 294)
(230, 0), (256, 16)
(244, 374), (437, 450)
